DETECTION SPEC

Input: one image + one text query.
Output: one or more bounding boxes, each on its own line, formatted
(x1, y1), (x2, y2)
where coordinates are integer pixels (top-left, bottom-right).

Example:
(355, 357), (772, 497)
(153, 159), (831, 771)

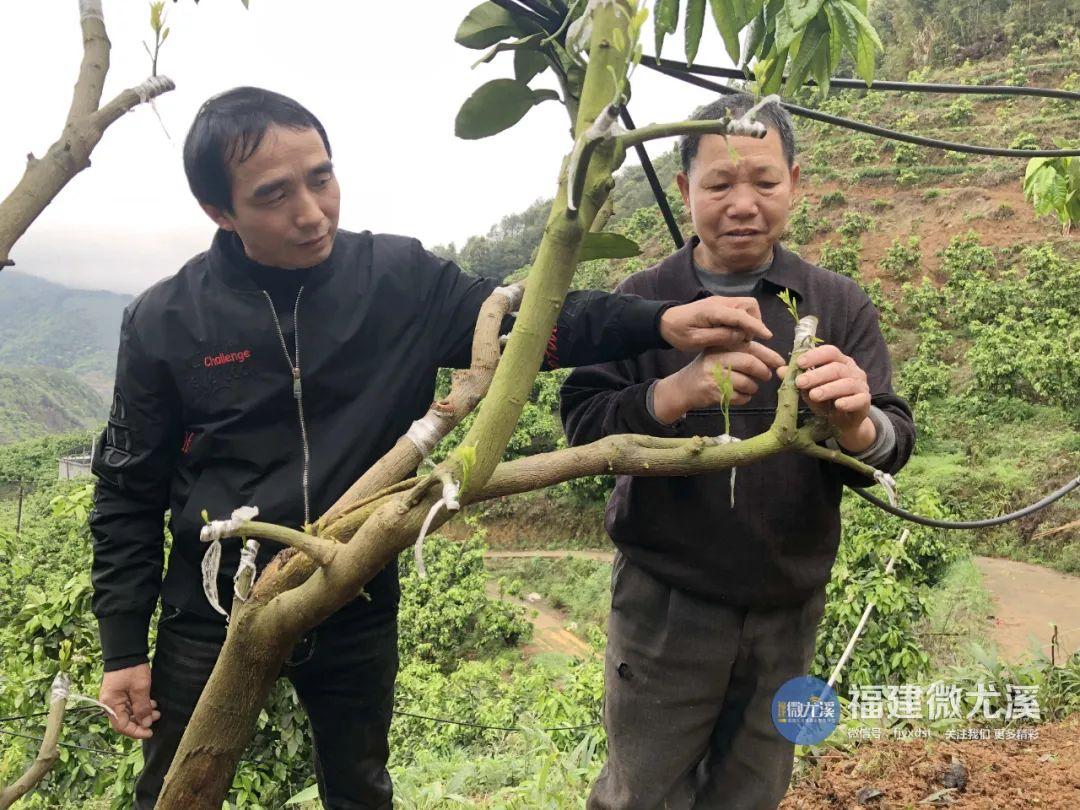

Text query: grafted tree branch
(0, 0), (176, 268)
(321, 282), (525, 526)
(0, 675), (69, 810)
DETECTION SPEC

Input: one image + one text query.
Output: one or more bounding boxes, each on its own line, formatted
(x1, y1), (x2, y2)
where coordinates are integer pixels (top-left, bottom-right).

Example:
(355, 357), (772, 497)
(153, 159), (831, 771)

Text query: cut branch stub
(0, 1), (176, 268)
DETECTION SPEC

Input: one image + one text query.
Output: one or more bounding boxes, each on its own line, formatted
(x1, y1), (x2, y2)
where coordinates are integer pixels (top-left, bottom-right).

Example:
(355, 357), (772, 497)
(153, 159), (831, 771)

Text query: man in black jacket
(560, 95), (916, 809)
(89, 87), (775, 808)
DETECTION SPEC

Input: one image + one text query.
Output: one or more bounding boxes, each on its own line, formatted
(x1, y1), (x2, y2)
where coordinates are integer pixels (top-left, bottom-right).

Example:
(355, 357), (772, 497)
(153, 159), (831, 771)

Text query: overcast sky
(1, 1), (726, 295)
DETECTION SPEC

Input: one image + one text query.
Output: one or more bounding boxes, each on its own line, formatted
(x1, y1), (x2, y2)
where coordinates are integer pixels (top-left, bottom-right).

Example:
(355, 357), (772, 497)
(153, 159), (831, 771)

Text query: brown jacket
(560, 238), (915, 607)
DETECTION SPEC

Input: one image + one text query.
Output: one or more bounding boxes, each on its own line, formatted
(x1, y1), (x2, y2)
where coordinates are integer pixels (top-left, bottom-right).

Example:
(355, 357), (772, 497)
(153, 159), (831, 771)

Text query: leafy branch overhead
(452, 0), (884, 143)
(1024, 152), (1080, 233)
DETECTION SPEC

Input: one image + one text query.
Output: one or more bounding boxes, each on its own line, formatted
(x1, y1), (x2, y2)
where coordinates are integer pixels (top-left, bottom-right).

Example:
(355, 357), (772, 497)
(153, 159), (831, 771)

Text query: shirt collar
(663, 236), (807, 301)
(208, 228), (341, 293)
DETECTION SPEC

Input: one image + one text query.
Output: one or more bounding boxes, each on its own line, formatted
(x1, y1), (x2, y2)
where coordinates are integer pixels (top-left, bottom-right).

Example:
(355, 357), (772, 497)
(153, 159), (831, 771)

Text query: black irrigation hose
(0, 727), (119, 756)
(851, 475), (1080, 530)
(648, 56), (1080, 102)
(619, 107), (685, 248)
(0, 705), (101, 724)
(645, 61), (1080, 158)
(392, 709), (600, 733)
(490, 0), (559, 34)
(514, 0), (564, 26)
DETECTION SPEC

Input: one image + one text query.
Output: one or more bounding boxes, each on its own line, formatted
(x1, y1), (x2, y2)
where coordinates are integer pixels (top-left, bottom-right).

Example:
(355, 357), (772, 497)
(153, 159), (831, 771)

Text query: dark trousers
(135, 609), (398, 809)
(588, 552), (827, 810)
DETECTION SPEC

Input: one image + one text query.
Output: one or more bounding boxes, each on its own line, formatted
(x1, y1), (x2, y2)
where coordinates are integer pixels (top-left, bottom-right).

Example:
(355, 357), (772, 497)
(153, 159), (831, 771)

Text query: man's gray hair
(678, 93), (797, 171)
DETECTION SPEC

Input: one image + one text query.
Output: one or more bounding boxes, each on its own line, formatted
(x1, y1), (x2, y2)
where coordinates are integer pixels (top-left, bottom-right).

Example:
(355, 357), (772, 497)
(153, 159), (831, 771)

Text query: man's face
(202, 125), (340, 269)
(677, 128), (799, 273)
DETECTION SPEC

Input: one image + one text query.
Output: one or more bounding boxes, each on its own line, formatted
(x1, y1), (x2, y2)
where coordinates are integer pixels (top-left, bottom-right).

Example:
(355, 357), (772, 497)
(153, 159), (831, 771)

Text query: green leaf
(709, 0), (742, 65)
(742, 13), (765, 65)
(758, 47), (788, 95)
(685, 0), (707, 65)
(455, 79), (541, 139)
(822, 2), (844, 72)
(784, 16), (827, 95)
(785, 0), (825, 30)
(514, 45), (549, 83)
(579, 232), (643, 262)
(836, 0), (881, 84)
(654, 0), (680, 61)
(285, 784), (320, 805)
(149, 2), (164, 33)
(774, 2), (798, 51)
(810, 35), (831, 95)
(456, 2), (524, 49)
(1023, 156), (1053, 188)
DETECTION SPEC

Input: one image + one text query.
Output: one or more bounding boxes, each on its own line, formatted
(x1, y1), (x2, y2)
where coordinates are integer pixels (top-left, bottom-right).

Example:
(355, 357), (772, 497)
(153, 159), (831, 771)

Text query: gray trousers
(588, 552), (827, 810)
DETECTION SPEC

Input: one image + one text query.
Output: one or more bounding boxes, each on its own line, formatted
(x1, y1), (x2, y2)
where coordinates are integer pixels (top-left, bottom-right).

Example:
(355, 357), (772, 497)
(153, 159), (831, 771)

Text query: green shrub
(837, 212), (876, 239)
(849, 138), (880, 165)
(818, 238), (862, 280)
(896, 169), (919, 187)
(944, 98), (975, 125)
(1009, 132), (1040, 150)
(785, 198), (830, 245)
(398, 528), (532, 671)
(879, 236), (922, 281)
(893, 143), (921, 166)
(812, 487), (957, 693)
(819, 191), (847, 208)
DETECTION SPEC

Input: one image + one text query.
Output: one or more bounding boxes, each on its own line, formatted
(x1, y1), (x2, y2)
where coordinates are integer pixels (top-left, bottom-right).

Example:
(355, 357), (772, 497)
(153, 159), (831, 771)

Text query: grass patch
(917, 555), (995, 671)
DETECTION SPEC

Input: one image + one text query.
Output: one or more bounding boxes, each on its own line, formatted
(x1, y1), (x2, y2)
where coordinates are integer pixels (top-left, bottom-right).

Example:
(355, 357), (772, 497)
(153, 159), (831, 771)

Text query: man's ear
(789, 162), (800, 194)
(676, 171), (692, 209)
(200, 203), (236, 232)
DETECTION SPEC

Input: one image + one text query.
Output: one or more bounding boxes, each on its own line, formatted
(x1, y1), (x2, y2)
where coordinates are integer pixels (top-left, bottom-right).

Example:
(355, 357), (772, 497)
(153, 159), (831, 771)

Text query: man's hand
(780, 344), (876, 452)
(659, 297), (773, 353)
(652, 342), (786, 424)
(100, 664), (160, 740)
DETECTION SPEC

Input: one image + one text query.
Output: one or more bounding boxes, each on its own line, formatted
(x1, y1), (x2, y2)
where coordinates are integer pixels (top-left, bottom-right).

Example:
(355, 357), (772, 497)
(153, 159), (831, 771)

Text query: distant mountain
(0, 271), (130, 396)
(0, 366), (105, 445)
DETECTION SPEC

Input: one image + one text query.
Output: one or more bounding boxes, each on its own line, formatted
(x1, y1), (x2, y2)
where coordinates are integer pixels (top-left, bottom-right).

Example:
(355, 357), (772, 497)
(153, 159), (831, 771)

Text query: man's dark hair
(678, 93), (796, 172)
(183, 87), (332, 212)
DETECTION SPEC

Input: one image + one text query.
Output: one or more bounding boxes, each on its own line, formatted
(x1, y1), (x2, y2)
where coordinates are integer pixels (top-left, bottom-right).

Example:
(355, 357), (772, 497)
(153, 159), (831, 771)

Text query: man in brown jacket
(560, 94), (915, 809)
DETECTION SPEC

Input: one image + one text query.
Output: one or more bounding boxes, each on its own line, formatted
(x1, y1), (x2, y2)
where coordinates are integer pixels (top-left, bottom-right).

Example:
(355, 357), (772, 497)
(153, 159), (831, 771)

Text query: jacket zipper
(263, 288), (312, 526)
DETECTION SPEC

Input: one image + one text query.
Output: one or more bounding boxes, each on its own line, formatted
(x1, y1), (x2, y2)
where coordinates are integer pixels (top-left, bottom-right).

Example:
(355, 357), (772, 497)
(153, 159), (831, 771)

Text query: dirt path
(485, 551), (1080, 665)
(974, 556), (1080, 664)
(483, 581), (595, 658)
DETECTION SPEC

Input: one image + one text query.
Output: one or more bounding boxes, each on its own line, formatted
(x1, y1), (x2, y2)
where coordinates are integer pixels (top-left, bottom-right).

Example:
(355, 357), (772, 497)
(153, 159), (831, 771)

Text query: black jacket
(560, 240), (915, 608)
(91, 228), (672, 670)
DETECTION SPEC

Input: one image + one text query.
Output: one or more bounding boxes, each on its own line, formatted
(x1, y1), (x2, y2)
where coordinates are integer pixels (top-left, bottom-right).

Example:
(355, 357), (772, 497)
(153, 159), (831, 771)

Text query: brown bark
(0, 675), (69, 810)
(0, 1), (175, 268)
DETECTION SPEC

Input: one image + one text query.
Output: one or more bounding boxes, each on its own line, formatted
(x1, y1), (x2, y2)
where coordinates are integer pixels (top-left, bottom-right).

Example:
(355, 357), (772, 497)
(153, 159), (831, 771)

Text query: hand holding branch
(780, 343), (876, 453)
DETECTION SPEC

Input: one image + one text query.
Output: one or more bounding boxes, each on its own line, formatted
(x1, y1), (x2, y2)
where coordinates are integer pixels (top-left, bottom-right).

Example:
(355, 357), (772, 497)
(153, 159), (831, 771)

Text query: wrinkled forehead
(691, 129), (789, 175)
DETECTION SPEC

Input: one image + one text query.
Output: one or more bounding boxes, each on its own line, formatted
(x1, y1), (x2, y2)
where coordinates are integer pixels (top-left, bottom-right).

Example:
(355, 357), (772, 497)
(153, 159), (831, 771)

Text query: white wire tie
(874, 469), (899, 507)
(133, 75), (175, 105)
(414, 479), (462, 579)
(728, 94), (781, 138)
(405, 416), (443, 457)
(233, 538), (261, 603)
(199, 506), (258, 621)
(716, 434), (742, 508)
(79, 0), (104, 22)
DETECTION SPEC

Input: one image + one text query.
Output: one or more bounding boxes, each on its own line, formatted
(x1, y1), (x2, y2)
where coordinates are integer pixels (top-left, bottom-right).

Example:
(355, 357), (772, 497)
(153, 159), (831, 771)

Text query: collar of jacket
(207, 227), (344, 293)
(654, 235), (808, 303)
